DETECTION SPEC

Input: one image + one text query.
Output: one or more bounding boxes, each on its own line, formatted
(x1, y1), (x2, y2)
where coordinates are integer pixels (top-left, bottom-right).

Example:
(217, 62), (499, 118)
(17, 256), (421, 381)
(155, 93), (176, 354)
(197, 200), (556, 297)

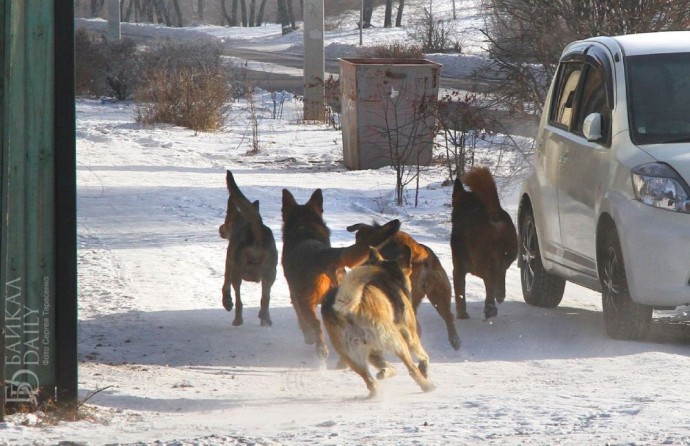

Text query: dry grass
(134, 42), (233, 132)
(356, 41), (425, 59)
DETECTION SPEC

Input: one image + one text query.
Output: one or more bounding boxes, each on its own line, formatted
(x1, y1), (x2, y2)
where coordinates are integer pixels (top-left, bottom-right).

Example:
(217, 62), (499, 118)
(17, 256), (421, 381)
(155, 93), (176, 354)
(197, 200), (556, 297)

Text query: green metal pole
(53, 0), (78, 408)
(1, 0), (57, 409)
(0, 0), (6, 422)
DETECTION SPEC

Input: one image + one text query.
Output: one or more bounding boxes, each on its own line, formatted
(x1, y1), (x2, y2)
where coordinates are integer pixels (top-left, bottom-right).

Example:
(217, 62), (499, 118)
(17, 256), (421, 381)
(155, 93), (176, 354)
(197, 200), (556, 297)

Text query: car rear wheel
(520, 208), (565, 308)
(600, 227), (652, 340)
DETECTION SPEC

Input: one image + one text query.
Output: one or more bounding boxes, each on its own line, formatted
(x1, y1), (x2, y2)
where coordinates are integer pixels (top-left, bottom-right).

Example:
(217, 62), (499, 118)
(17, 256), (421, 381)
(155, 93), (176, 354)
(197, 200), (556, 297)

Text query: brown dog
(346, 222), (460, 350)
(321, 246), (435, 398)
(219, 170), (278, 327)
(281, 187), (400, 359)
(451, 166), (518, 320)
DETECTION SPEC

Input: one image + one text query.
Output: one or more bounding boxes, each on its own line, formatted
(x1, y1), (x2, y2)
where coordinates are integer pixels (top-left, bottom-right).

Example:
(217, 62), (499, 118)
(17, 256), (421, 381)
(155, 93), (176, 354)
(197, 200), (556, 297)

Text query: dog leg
(424, 286), (461, 351)
(369, 351), (397, 380)
(222, 282), (233, 312)
(231, 278), (244, 326)
(453, 268), (470, 320)
(346, 353), (378, 398)
(258, 278), (273, 327)
(222, 246), (234, 312)
(394, 337), (435, 393)
(297, 300), (329, 359)
(483, 277), (498, 320)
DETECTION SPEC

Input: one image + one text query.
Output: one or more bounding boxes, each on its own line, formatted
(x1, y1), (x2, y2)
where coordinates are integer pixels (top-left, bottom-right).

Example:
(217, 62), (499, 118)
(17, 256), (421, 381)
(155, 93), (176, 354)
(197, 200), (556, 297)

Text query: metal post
(303, 0), (325, 122)
(0, 1), (4, 422)
(359, 0), (363, 46)
(53, 0), (78, 409)
(1, 0), (77, 414)
(106, 0), (120, 41)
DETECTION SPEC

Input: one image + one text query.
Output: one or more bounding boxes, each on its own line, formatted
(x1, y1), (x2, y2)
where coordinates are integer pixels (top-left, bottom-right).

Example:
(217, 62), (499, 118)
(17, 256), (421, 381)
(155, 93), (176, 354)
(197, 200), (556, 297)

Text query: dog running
(450, 166), (518, 320)
(346, 222), (460, 350)
(321, 246), (435, 398)
(281, 187), (400, 359)
(219, 170), (278, 327)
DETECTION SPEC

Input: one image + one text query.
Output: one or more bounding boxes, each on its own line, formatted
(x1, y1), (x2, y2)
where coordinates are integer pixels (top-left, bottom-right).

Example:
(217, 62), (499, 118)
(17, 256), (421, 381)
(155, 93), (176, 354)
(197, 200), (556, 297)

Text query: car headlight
(632, 163), (690, 213)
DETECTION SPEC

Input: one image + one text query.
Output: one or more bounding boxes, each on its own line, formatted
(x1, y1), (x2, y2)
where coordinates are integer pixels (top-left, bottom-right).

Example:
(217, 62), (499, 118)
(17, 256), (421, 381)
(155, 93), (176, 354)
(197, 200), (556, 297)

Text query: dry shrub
(134, 41), (233, 132)
(75, 27), (141, 99)
(357, 41), (424, 59)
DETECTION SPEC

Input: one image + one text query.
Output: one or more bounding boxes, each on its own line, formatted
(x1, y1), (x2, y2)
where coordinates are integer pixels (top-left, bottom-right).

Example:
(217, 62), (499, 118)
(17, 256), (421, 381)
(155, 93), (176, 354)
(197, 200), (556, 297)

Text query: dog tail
(226, 170), (264, 243)
(462, 167), (502, 217)
(328, 219), (400, 269)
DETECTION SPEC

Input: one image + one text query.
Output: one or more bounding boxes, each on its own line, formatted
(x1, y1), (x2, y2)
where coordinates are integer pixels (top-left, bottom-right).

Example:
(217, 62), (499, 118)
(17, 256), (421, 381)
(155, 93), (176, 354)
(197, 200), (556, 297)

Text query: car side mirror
(583, 113), (603, 141)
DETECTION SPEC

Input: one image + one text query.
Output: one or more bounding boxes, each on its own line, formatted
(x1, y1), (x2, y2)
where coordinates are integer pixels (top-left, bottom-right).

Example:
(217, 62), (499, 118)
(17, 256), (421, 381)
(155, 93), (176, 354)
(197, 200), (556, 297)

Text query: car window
(628, 53), (690, 145)
(574, 63), (610, 144)
(549, 62), (582, 128)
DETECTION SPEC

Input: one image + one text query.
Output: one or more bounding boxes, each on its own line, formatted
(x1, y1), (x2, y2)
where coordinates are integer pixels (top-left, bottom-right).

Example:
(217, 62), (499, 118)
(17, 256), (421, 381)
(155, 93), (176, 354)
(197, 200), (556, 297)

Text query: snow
(4, 2), (690, 445)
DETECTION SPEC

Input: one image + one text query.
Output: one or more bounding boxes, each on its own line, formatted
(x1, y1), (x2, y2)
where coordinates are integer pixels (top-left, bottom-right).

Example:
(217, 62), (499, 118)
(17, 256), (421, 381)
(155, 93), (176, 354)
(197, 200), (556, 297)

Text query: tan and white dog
(321, 246), (435, 398)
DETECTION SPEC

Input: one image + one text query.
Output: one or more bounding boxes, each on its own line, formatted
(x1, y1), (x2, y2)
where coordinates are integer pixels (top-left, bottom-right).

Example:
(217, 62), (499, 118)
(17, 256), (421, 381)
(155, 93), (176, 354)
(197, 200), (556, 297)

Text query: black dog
(219, 170), (278, 326)
(451, 166), (518, 320)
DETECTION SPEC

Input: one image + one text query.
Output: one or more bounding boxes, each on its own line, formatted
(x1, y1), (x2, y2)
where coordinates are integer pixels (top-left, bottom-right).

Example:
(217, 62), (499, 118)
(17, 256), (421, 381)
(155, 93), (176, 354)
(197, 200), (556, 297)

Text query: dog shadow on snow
(78, 298), (690, 371)
(77, 300), (690, 412)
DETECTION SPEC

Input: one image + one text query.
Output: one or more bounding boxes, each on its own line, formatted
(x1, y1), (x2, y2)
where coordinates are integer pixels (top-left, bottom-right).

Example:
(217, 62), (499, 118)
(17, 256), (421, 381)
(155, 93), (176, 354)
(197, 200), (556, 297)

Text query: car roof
(587, 31), (690, 57)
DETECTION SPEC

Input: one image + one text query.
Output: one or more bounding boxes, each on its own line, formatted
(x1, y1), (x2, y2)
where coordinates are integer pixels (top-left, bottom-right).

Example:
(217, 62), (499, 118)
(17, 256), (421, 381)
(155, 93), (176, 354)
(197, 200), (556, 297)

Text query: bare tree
(239, 0), (248, 26)
(153, 0), (171, 25)
(287, 0), (297, 30)
(372, 78), (437, 207)
(362, 0), (374, 28)
(384, 0), (393, 27)
(395, 0), (404, 27)
(170, 0), (183, 27)
(436, 91), (489, 181)
(197, 0), (204, 21)
(256, 0), (269, 25)
(277, 0), (291, 33)
(481, 0), (690, 117)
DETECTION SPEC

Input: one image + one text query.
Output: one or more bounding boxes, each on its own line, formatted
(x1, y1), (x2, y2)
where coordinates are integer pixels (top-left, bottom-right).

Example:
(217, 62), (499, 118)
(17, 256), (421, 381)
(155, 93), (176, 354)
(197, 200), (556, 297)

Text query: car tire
(520, 208), (566, 308)
(600, 227), (652, 340)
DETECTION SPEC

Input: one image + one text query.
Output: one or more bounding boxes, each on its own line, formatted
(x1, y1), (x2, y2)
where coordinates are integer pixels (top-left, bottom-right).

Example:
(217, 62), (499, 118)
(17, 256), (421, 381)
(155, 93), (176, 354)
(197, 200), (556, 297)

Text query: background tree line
(75, 0), (304, 30)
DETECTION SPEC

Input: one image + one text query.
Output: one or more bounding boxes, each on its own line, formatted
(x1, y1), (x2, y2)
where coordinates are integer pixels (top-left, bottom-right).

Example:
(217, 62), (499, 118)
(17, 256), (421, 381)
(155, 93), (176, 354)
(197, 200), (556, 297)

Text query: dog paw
(418, 361), (429, 378)
(232, 316), (244, 327)
(484, 304), (498, 319)
(222, 294), (233, 312)
(449, 335), (461, 351)
(376, 367), (397, 380)
(456, 311), (470, 320)
(316, 343), (329, 360)
(422, 381), (436, 393)
(260, 318), (273, 327)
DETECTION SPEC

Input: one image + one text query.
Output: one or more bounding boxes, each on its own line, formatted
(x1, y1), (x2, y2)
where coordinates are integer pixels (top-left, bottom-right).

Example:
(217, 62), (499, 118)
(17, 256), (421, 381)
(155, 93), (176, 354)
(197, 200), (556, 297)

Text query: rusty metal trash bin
(339, 58), (441, 170)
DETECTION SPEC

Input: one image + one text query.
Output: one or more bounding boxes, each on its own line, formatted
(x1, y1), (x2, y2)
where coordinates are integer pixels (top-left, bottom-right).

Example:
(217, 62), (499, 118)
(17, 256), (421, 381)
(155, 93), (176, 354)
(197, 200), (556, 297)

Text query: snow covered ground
(3, 1), (690, 445)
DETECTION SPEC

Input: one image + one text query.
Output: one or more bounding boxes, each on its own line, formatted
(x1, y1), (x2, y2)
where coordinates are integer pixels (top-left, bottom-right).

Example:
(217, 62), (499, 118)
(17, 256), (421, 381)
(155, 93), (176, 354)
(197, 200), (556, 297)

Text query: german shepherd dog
(346, 223), (460, 350)
(281, 187), (400, 359)
(219, 170), (278, 327)
(451, 166), (518, 320)
(321, 246), (435, 398)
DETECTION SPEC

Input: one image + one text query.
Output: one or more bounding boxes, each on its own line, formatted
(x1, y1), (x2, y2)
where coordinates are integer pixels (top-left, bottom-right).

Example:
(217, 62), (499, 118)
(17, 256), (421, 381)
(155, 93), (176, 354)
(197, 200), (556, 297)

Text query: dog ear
(452, 177), (466, 202)
(282, 189), (297, 216)
(346, 223), (367, 232)
(253, 200), (260, 212)
(307, 188), (324, 214)
(368, 247), (384, 264)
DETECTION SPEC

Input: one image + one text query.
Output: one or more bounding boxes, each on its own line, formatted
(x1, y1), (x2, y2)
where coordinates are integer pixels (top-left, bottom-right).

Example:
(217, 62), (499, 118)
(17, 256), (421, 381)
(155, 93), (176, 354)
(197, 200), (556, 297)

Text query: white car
(518, 31), (690, 340)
